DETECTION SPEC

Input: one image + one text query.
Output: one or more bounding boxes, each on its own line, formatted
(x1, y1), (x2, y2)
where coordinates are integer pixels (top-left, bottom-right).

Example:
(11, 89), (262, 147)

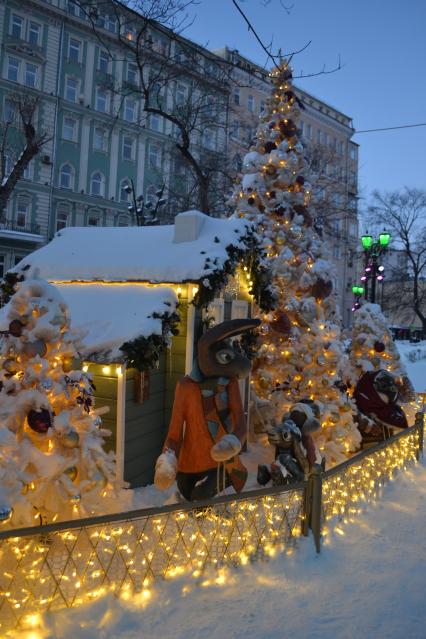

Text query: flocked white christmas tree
(232, 59), (361, 465)
(0, 277), (120, 527)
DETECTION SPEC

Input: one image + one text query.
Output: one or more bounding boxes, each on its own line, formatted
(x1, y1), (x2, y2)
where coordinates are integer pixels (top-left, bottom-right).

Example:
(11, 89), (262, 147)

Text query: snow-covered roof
(396, 340), (426, 394)
(57, 284), (178, 362)
(16, 211), (251, 284)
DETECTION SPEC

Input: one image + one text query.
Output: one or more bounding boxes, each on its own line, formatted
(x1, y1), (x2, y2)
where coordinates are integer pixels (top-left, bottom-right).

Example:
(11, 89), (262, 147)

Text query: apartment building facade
(0, 0), (229, 274)
(215, 47), (360, 326)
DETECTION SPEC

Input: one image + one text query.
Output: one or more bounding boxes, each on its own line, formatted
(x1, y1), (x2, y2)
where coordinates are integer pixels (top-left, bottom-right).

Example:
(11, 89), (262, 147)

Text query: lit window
(90, 172), (105, 196)
(16, 197), (29, 227)
(28, 21), (41, 46)
(123, 26), (136, 42)
(122, 135), (134, 160)
(148, 142), (161, 168)
(24, 63), (38, 87)
(60, 163), (74, 189)
(7, 57), (20, 82)
(99, 50), (109, 72)
(124, 98), (136, 122)
(65, 77), (78, 102)
(63, 116), (76, 141)
(11, 15), (23, 39)
(127, 62), (138, 84)
(93, 126), (107, 151)
(95, 88), (108, 112)
(56, 206), (69, 231)
(68, 38), (81, 62)
(247, 95), (254, 112)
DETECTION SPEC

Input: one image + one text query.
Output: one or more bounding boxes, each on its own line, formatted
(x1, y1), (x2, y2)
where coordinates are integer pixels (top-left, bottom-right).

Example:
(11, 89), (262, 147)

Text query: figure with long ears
(154, 318), (260, 501)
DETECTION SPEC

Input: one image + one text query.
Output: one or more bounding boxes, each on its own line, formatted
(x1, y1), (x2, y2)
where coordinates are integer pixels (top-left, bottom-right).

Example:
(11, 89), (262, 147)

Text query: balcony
(0, 221), (43, 243)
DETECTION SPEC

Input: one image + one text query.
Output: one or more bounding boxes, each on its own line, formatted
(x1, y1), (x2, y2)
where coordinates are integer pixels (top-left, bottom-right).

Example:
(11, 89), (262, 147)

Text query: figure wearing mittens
(154, 319), (260, 501)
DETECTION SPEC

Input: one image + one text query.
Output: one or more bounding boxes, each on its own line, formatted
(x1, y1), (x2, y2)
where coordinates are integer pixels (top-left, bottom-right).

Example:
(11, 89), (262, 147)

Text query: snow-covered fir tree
(348, 302), (416, 412)
(0, 277), (120, 527)
(232, 60), (361, 465)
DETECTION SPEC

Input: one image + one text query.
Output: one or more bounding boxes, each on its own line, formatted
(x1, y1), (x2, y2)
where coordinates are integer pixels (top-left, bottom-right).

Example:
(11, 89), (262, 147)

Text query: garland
(193, 225), (277, 311)
(119, 309), (180, 372)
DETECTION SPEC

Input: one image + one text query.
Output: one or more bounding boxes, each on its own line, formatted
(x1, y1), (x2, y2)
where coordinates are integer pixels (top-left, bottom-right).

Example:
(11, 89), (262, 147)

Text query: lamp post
(359, 231), (391, 303)
(124, 180), (167, 226)
(351, 285), (364, 312)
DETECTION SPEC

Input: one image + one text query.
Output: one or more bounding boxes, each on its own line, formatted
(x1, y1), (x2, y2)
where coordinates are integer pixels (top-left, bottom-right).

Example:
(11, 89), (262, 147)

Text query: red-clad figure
(154, 319), (260, 501)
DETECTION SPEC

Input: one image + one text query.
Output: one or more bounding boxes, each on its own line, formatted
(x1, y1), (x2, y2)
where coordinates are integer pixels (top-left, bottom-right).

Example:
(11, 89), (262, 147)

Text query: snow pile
(14, 212), (252, 283)
(396, 340), (426, 394)
(13, 457), (426, 639)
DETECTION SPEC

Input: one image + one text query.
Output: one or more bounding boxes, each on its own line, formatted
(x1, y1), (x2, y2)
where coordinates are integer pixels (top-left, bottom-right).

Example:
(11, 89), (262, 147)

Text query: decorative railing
(0, 220), (41, 236)
(0, 414), (423, 634)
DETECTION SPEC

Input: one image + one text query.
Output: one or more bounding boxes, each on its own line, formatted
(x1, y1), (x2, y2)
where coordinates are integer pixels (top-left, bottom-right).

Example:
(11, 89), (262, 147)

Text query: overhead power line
(355, 122), (426, 134)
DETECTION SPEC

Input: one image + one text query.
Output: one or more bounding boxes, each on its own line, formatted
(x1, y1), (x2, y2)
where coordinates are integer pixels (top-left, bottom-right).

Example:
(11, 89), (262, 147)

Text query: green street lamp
(352, 285), (365, 296)
(379, 231), (391, 248)
(361, 234), (373, 250)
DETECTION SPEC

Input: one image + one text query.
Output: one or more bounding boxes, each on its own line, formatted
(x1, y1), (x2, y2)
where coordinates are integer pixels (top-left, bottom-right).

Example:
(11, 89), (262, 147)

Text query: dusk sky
(185, 0), (426, 213)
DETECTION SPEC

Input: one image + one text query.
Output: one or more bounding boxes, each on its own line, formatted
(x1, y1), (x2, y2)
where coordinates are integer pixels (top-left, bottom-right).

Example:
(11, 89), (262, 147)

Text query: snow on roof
(16, 212), (251, 284)
(396, 340), (426, 394)
(56, 283), (178, 362)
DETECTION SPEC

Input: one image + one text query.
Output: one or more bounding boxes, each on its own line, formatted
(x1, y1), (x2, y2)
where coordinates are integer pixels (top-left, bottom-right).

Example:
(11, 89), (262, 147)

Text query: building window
(90, 171), (105, 196)
(56, 205), (69, 231)
(87, 212), (100, 226)
(0, 255), (5, 279)
(299, 120), (304, 136)
(306, 123), (312, 139)
(99, 50), (109, 73)
(260, 100), (265, 113)
(148, 142), (161, 168)
(95, 88), (108, 112)
(28, 22), (41, 46)
(11, 15), (23, 39)
(63, 116), (76, 141)
(7, 57), (20, 82)
(3, 98), (16, 122)
(65, 77), (79, 102)
(332, 245), (341, 259)
(122, 135), (134, 160)
(149, 114), (161, 131)
(349, 221), (357, 237)
(350, 146), (357, 160)
(203, 128), (215, 150)
(68, 38), (81, 62)
(22, 160), (33, 180)
(231, 120), (240, 139)
(123, 26), (136, 42)
(93, 126), (107, 151)
(117, 213), (130, 226)
(124, 98), (136, 122)
(98, 13), (116, 33)
(316, 129), (322, 144)
(24, 63), (38, 88)
(119, 179), (130, 202)
(323, 132), (328, 145)
(247, 94), (254, 112)
(16, 197), (29, 227)
(60, 163), (74, 189)
(176, 83), (187, 106)
(127, 62), (138, 85)
(338, 140), (344, 155)
(67, 0), (86, 18)
(233, 87), (240, 105)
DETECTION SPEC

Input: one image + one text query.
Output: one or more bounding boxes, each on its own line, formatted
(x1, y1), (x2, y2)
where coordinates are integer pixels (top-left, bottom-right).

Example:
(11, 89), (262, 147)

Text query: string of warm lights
(0, 422), (422, 635)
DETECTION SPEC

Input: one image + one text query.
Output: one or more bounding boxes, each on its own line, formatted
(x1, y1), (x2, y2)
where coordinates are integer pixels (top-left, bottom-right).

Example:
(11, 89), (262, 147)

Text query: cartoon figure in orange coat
(154, 318), (260, 501)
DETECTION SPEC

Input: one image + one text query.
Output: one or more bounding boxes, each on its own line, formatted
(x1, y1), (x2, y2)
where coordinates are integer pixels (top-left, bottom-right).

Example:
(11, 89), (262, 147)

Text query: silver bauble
(61, 429), (80, 448)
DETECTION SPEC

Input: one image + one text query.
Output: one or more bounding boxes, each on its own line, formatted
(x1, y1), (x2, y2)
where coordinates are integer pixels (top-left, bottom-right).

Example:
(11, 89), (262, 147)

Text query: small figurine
(257, 400), (322, 486)
(353, 369), (408, 440)
(154, 318), (260, 501)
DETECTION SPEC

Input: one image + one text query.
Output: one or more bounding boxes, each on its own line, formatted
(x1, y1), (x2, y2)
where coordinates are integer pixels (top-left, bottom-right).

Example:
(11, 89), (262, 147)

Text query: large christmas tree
(233, 60), (361, 465)
(0, 277), (119, 527)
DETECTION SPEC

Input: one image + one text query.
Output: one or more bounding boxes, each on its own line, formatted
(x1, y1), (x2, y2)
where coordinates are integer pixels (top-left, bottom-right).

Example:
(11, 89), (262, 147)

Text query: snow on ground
(13, 456), (426, 639)
(396, 340), (426, 394)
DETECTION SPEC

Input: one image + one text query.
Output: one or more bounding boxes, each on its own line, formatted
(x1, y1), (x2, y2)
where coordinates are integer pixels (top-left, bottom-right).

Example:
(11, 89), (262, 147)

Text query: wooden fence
(0, 413), (423, 634)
